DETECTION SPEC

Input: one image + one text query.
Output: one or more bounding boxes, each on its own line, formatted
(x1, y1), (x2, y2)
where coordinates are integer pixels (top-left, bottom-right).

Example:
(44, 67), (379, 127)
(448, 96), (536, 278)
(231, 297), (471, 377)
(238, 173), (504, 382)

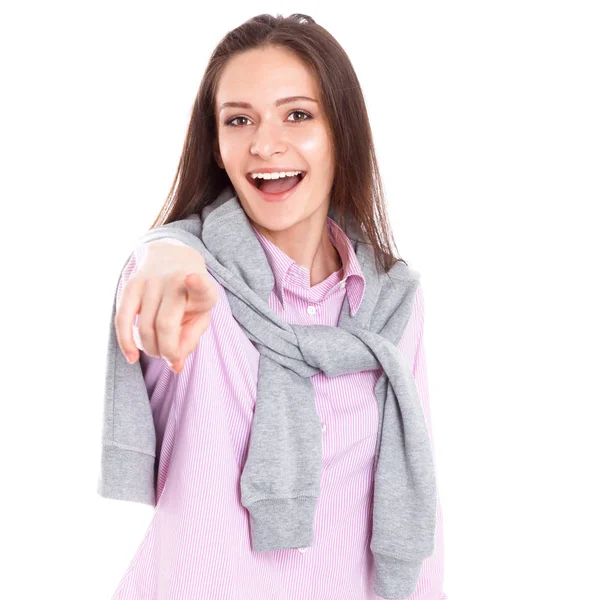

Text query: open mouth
(247, 171), (307, 192)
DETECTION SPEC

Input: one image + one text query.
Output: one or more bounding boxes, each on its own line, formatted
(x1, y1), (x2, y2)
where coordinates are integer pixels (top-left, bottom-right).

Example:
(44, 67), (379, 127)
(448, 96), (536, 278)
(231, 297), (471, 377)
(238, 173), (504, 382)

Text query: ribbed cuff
(373, 553), (423, 600)
(246, 497), (317, 552)
(97, 445), (155, 506)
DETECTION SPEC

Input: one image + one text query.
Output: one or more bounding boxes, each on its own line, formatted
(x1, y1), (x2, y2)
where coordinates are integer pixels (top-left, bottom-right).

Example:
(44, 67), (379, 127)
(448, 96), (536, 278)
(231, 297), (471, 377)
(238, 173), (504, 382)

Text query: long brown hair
(149, 13), (407, 274)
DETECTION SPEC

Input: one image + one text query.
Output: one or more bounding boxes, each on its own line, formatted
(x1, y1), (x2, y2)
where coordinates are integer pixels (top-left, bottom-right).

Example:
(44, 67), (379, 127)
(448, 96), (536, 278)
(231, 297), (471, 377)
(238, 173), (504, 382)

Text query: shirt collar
(251, 216), (366, 316)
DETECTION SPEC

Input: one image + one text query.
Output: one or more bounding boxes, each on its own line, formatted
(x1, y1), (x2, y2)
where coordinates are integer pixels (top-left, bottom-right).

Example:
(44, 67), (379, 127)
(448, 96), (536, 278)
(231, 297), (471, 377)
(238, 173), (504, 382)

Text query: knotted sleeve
(374, 284), (446, 599)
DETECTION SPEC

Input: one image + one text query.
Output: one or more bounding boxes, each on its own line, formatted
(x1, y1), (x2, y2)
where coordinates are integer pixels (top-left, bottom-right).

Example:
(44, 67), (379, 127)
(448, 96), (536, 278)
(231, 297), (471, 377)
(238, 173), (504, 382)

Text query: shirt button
(307, 306), (316, 315)
(298, 547), (308, 553)
(321, 422), (327, 432)
(339, 280), (346, 289)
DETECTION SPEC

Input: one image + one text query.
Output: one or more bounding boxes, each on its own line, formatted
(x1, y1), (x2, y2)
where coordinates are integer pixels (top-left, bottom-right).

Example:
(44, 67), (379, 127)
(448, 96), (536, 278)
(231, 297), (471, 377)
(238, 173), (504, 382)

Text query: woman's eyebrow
(219, 96), (318, 111)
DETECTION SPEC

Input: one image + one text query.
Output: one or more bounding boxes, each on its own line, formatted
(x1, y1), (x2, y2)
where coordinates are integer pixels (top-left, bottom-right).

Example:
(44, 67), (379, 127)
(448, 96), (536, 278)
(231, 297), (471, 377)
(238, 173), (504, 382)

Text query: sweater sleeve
(404, 284), (448, 600)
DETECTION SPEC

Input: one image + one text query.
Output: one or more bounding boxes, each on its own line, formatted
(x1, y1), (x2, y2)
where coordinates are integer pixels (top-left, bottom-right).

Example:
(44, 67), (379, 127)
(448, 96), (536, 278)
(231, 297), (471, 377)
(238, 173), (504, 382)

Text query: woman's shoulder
(388, 258), (421, 281)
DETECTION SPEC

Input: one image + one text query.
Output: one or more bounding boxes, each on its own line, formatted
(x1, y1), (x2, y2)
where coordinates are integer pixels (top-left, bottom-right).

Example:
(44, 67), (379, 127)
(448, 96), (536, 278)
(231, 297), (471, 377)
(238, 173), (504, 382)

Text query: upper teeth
(250, 171), (303, 179)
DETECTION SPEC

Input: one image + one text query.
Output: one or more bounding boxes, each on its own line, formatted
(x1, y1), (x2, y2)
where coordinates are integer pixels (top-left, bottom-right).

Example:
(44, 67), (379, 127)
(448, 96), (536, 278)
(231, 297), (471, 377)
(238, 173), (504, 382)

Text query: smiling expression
(213, 45), (336, 232)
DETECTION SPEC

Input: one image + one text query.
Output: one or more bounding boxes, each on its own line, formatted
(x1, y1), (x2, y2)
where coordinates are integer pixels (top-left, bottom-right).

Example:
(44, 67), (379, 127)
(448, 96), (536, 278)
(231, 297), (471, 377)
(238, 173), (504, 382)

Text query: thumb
(185, 272), (207, 293)
(183, 271), (214, 312)
(185, 272), (203, 283)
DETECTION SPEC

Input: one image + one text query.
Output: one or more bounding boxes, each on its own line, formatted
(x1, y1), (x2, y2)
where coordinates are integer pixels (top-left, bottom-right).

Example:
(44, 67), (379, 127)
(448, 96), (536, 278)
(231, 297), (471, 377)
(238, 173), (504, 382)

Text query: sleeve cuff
(97, 444), (155, 506)
(373, 553), (423, 599)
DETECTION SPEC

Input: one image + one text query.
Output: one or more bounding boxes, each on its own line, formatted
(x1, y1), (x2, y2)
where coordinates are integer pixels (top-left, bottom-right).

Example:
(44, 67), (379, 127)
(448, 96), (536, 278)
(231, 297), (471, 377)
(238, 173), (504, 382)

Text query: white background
(1, 1), (591, 599)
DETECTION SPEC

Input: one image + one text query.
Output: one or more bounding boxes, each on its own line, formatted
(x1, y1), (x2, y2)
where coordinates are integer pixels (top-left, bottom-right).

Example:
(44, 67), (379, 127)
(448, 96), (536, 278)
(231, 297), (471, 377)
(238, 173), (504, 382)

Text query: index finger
(114, 276), (145, 363)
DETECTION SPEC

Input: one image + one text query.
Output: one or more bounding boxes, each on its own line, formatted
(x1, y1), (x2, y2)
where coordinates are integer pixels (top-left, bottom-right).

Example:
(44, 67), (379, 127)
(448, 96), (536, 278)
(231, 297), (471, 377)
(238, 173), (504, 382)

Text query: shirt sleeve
(402, 284), (448, 600)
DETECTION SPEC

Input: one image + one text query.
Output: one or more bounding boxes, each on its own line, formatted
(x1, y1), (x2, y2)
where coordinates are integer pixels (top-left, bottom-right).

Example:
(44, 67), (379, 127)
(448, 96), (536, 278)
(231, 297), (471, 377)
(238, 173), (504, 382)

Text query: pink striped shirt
(110, 216), (447, 599)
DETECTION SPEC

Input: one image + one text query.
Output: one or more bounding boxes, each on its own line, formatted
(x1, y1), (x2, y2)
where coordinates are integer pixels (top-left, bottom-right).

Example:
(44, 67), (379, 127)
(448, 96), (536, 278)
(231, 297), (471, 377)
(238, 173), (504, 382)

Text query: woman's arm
(97, 238), (193, 506)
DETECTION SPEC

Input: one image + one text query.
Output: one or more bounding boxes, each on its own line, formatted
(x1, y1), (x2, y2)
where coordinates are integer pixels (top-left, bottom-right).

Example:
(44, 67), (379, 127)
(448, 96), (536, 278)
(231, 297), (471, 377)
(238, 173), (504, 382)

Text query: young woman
(101, 13), (446, 600)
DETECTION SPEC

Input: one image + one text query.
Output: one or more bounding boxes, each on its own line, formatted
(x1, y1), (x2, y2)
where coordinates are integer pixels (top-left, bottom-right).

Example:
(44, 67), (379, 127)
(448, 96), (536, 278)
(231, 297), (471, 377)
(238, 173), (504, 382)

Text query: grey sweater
(97, 185), (437, 599)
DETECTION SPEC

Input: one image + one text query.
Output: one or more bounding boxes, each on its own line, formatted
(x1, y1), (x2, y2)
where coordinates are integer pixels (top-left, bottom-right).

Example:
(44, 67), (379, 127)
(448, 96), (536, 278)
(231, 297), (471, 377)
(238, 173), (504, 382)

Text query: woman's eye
(226, 116), (251, 127)
(225, 110), (312, 127)
(287, 110), (311, 123)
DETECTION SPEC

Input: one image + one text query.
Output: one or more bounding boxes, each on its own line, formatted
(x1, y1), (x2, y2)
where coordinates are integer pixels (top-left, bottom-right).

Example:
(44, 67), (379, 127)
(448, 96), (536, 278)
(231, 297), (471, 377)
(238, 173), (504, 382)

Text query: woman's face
(214, 45), (335, 234)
